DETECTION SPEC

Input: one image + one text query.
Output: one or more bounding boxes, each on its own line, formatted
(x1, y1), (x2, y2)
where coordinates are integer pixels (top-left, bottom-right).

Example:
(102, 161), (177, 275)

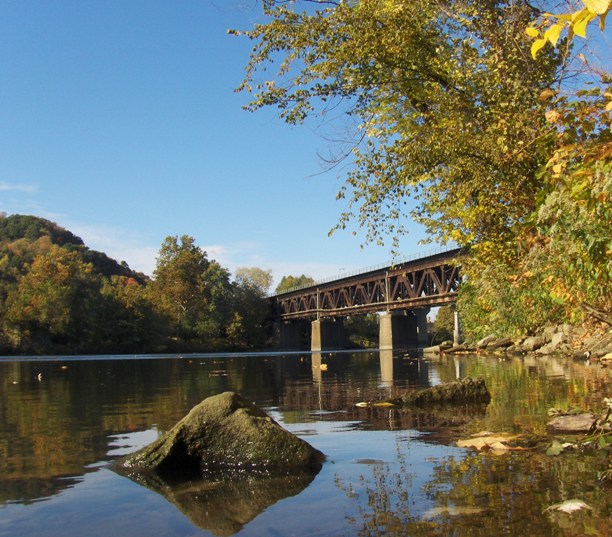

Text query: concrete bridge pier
(453, 305), (462, 345)
(311, 318), (345, 351)
(379, 308), (431, 349)
(379, 310), (417, 350)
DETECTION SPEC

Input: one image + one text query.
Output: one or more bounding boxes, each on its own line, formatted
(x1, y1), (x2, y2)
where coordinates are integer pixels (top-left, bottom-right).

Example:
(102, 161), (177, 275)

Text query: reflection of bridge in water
(271, 248), (464, 351)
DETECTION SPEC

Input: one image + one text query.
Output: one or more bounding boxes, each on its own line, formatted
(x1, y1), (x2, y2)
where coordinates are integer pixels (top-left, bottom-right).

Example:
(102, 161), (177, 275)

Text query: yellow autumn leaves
(526, 0), (611, 59)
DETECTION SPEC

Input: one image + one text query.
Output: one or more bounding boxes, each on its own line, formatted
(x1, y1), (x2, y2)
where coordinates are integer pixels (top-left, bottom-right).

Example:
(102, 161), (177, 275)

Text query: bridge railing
(270, 245), (461, 297)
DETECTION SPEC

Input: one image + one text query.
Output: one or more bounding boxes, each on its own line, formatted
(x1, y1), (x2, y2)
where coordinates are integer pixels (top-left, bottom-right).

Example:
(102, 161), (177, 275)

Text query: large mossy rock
(115, 392), (324, 478)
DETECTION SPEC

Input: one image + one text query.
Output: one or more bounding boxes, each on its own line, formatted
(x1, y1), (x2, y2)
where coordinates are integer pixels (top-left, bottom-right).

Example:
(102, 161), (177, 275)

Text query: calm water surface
(0, 351), (610, 536)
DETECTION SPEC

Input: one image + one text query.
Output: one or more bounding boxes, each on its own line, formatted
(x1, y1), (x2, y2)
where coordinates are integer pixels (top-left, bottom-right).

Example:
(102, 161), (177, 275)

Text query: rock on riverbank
(479, 324), (612, 358)
(428, 322), (612, 360)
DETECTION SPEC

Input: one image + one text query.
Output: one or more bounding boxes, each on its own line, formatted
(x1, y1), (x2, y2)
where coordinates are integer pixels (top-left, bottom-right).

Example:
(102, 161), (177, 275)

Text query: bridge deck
(272, 248), (463, 320)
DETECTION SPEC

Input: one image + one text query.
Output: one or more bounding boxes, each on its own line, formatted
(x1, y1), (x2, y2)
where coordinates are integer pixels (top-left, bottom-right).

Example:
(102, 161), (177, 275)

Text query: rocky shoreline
(425, 322), (612, 363)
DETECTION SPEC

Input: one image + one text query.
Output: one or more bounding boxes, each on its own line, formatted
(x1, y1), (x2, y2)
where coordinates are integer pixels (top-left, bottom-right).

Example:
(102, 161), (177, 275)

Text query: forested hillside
(0, 214), (272, 355)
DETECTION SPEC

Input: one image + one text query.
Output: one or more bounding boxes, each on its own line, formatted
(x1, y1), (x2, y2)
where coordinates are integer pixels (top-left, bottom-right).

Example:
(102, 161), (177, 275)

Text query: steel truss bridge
(271, 248), (464, 321)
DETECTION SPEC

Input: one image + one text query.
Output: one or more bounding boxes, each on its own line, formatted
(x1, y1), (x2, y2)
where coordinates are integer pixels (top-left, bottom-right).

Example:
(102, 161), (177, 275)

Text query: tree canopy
(275, 274), (316, 294)
(236, 0), (611, 336)
(236, 0), (562, 255)
(527, 0), (611, 58)
(0, 217), (275, 354)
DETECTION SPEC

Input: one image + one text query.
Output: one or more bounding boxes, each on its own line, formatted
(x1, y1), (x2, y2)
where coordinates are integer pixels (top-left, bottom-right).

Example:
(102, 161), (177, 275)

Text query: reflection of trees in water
(453, 355), (612, 435)
(0, 475), (83, 506)
(337, 439), (612, 537)
(2, 353), (610, 509)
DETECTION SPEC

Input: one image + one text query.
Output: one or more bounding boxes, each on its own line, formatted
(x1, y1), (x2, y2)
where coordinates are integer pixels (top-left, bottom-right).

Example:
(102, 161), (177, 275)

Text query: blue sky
(1, 2), (609, 287)
(0, 0), (435, 286)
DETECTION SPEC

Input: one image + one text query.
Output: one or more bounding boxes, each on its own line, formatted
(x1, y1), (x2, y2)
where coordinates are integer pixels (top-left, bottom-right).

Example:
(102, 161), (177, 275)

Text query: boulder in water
(358, 377), (491, 407)
(115, 391), (324, 478)
(400, 377), (491, 405)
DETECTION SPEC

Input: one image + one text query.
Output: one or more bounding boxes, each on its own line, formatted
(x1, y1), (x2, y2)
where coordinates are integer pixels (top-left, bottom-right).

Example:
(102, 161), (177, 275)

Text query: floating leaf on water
(457, 433), (519, 451)
(422, 506), (485, 519)
(544, 499), (592, 514)
(489, 441), (510, 452)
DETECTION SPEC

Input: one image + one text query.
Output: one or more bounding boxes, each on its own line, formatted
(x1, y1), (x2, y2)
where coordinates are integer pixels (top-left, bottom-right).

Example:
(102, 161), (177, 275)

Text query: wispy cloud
(65, 221), (159, 276)
(0, 182), (38, 193)
(200, 242), (345, 287)
(202, 242), (264, 268)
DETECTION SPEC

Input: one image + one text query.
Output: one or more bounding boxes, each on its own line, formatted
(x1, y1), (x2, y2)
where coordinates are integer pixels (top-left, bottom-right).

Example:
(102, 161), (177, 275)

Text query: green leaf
(546, 440), (564, 456)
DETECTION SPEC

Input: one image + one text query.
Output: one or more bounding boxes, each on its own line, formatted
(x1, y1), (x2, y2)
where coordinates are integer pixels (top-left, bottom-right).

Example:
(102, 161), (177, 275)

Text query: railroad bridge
(270, 247), (464, 351)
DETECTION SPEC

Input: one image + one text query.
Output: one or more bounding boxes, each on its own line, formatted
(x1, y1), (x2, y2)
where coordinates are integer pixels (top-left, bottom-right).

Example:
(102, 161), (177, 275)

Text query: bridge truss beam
(273, 250), (462, 321)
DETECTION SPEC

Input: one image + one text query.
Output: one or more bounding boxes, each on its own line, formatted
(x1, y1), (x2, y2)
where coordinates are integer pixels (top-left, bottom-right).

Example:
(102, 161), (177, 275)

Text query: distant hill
(0, 213), (84, 246)
(0, 214), (147, 283)
(0, 213), (271, 355)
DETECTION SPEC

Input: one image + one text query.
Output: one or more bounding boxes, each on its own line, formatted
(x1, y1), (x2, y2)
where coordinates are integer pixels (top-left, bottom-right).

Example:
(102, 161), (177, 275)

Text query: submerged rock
(400, 377), (491, 405)
(358, 377), (491, 407)
(115, 391), (324, 478)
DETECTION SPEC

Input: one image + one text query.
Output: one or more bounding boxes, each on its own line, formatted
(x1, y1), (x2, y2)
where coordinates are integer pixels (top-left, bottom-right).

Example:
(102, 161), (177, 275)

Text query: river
(0, 351), (610, 536)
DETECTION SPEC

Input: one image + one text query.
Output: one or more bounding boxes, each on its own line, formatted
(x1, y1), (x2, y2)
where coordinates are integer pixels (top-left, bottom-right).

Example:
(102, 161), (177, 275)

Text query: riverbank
(428, 319), (612, 363)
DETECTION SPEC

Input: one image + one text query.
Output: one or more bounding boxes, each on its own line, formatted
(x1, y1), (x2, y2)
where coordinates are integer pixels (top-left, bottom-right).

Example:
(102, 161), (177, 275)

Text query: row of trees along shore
(0, 215), (385, 355)
(2, 2), (610, 353)
(0, 214), (280, 354)
(233, 0), (611, 339)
